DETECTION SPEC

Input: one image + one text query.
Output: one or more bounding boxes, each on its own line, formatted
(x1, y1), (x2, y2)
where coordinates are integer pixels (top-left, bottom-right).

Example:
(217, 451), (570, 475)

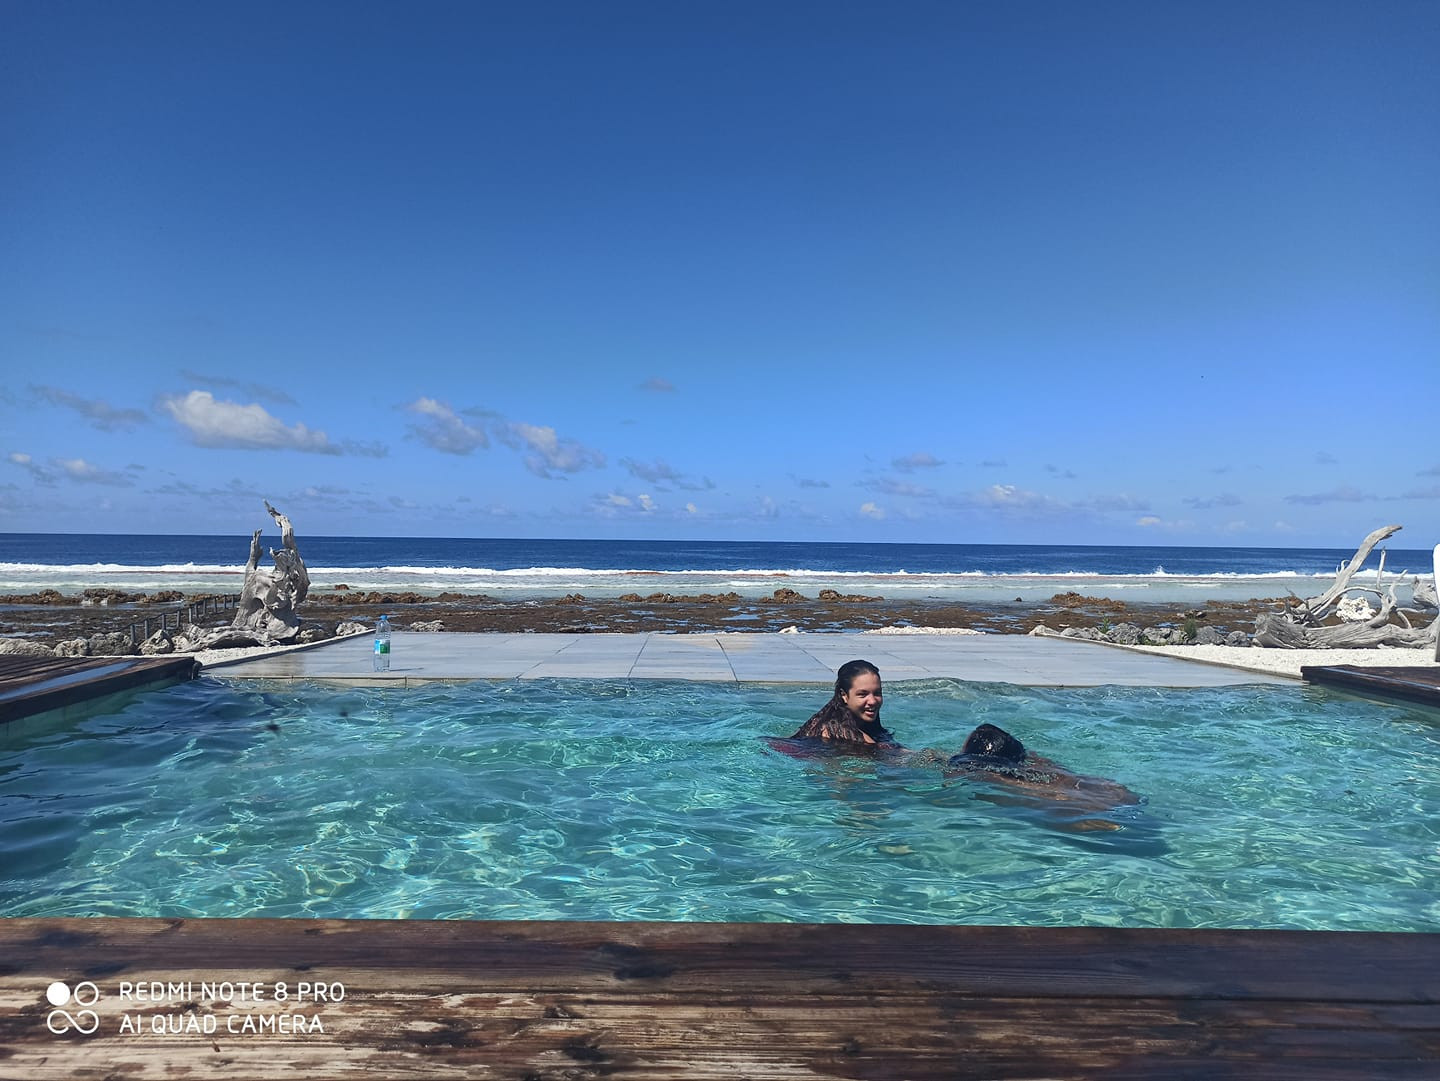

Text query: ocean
(0, 534), (1430, 606)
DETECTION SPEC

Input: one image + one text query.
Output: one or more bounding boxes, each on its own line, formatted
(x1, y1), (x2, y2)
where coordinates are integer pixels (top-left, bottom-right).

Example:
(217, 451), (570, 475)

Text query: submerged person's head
(950, 723), (1027, 767)
(834, 659), (882, 725)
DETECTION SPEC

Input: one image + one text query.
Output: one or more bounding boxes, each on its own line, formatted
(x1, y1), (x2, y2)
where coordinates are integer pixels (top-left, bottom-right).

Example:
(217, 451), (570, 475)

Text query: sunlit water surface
(2, 677), (1437, 929)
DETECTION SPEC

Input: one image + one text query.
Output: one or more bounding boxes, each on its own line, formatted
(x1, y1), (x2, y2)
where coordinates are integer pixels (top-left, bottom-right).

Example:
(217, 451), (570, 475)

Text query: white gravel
(863, 625), (983, 636)
(1105, 642), (1438, 680)
(861, 624), (1436, 680)
(192, 633), (367, 670)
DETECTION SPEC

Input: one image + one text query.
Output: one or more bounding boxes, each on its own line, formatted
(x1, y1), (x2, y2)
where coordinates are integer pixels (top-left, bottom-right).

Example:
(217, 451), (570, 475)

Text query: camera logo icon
(45, 981), (100, 1035)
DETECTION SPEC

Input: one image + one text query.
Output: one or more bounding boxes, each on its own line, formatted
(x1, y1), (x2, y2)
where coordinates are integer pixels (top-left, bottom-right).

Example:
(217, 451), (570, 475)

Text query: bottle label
(375, 641), (390, 654)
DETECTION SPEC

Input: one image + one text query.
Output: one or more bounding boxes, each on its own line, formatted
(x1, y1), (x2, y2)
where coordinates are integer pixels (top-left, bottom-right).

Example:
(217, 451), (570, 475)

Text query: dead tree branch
(1253, 524), (1439, 650)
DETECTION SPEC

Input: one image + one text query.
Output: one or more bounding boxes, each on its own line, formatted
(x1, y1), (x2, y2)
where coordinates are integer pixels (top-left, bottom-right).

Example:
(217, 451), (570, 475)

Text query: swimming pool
(2, 677), (1437, 930)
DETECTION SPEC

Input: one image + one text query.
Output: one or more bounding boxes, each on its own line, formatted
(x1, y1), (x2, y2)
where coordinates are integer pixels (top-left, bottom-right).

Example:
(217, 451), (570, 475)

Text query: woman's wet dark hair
(833, 659), (880, 698)
(959, 723), (1026, 761)
(948, 723), (1027, 770)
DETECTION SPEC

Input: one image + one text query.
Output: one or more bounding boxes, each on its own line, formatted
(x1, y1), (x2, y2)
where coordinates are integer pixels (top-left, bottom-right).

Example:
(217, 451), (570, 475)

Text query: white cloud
(1283, 485), (1377, 506)
(180, 369), (296, 406)
(1183, 493), (1243, 510)
(977, 484), (1055, 509)
(405, 397), (489, 454)
(622, 457), (713, 490)
(946, 484), (1152, 521)
(860, 501), (885, 520)
(1135, 515), (1195, 531)
(867, 477), (934, 499)
(8, 452), (135, 486)
(498, 422), (604, 478)
(150, 477), (264, 501)
(160, 390), (344, 454)
(7, 452), (55, 485)
(299, 485), (354, 499)
(56, 458), (135, 486)
(1088, 493), (1150, 512)
(623, 458), (680, 485)
(892, 452), (944, 472)
(405, 398), (602, 478)
(592, 490), (655, 516)
(31, 385), (148, 431)
(685, 502), (698, 514)
(948, 484), (1076, 519)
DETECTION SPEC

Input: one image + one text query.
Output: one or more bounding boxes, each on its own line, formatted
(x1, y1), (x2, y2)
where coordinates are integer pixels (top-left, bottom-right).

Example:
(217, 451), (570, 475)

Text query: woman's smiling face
(840, 671), (883, 725)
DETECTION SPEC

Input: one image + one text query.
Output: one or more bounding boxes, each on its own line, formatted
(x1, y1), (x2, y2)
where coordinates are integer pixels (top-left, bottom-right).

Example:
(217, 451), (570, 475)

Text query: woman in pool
(786, 659), (898, 747)
(946, 722), (1141, 811)
(772, 663), (1140, 812)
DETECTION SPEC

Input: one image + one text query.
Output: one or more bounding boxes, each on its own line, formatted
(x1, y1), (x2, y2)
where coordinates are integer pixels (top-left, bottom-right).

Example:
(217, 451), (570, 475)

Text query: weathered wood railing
(125, 594), (241, 644)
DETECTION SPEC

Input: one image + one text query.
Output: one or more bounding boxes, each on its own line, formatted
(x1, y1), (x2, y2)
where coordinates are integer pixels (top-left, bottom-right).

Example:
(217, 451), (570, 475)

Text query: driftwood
(1253, 524), (1440, 650)
(1251, 615), (1433, 649)
(196, 502), (310, 649)
(1412, 572), (1438, 611)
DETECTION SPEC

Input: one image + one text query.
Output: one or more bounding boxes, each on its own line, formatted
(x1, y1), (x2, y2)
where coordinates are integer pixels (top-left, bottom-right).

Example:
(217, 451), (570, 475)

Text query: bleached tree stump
(196, 502), (311, 649)
(1252, 524), (1440, 650)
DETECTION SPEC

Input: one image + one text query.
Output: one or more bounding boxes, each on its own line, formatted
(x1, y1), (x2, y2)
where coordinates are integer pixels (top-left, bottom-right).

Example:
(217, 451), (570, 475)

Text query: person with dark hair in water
(946, 722), (1141, 812)
(951, 722), (1027, 764)
(786, 659), (896, 746)
(769, 666), (1150, 840)
(769, 667), (1142, 821)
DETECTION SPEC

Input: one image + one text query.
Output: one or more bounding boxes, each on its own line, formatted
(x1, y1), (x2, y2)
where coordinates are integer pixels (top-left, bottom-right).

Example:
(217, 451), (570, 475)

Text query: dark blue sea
(0, 534), (1429, 604)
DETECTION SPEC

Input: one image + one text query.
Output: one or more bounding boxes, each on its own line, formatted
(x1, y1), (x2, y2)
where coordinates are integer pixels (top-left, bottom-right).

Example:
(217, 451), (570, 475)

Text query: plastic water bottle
(373, 614), (391, 671)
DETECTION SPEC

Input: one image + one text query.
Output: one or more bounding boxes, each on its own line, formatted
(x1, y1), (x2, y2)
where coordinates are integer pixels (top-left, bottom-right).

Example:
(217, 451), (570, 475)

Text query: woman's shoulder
(762, 735), (905, 761)
(762, 735), (850, 759)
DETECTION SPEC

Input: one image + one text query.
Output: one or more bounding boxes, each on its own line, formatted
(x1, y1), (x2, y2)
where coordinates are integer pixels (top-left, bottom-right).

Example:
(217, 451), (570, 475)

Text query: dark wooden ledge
(0, 655), (199, 726)
(1302, 664), (1440, 709)
(1, 917), (1436, 1078)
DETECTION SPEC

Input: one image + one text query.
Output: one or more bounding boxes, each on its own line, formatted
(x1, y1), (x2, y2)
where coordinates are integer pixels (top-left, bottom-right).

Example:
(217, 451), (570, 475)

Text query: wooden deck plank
(0, 655), (199, 725)
(1, 918), (1435, 1079)
(1301, 665), (1440, 709)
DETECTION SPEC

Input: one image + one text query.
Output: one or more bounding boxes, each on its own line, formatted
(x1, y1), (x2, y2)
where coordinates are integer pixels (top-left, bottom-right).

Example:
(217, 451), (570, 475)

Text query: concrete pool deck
(203, 630), (1296, 686)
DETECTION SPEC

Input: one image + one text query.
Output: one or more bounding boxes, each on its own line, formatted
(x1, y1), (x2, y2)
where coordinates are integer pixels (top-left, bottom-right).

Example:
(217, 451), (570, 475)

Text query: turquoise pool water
(2, 677), (1437, 929)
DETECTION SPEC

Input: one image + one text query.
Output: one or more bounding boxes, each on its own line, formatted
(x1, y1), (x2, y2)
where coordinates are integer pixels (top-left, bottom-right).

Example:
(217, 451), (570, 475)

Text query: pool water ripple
(1, 676), (1437, 928)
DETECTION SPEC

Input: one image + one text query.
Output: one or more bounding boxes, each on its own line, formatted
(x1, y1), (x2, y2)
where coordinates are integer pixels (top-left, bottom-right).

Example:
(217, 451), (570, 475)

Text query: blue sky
(3, 1), (1437, 546)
